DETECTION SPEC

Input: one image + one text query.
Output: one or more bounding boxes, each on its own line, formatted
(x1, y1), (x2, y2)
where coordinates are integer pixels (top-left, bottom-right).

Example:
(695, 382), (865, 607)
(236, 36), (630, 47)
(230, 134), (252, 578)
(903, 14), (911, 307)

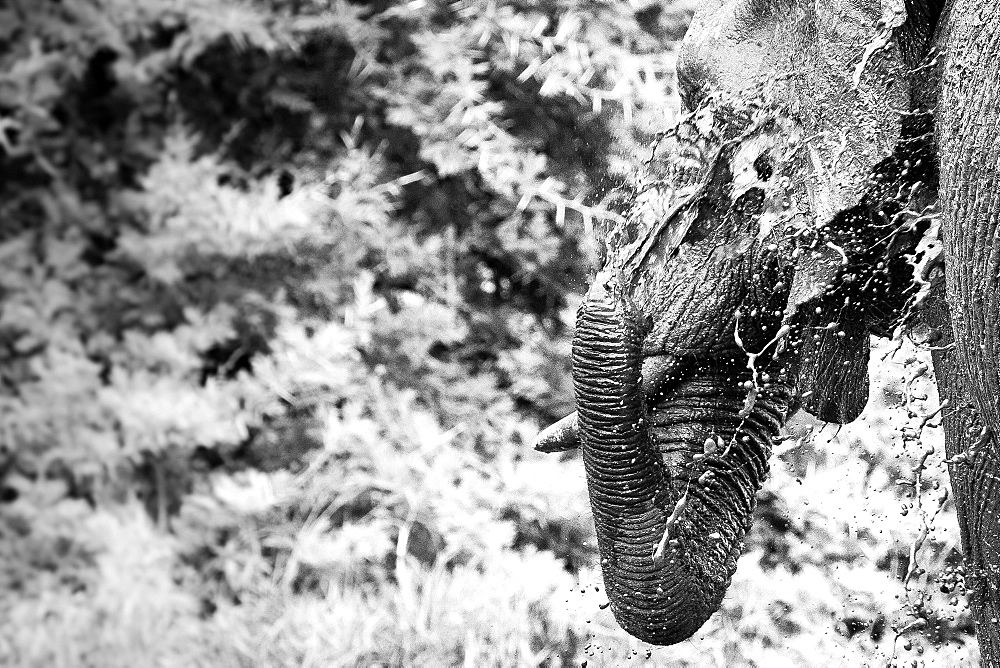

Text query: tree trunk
(935, 5), (1000, 655)
(923, 274), (1000, 663)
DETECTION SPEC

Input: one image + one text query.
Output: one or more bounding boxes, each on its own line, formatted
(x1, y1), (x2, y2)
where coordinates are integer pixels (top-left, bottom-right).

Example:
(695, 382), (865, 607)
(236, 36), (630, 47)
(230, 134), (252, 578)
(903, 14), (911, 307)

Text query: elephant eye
(753, 154), (774, 181)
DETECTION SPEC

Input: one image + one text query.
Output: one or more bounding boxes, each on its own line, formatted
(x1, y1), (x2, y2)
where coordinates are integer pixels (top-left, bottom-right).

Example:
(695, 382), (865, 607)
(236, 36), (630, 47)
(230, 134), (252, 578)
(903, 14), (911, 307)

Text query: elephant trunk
(573, 275), (790, 645)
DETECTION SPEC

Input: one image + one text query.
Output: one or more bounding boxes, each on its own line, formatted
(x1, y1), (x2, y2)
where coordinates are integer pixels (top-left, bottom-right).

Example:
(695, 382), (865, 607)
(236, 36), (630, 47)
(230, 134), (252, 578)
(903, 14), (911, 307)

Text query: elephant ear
(786, 244), (870, 424)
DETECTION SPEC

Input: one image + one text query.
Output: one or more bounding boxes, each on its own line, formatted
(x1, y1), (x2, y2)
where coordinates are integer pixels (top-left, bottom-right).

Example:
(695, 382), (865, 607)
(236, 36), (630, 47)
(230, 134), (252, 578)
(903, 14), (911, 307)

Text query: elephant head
(535, 0), (942, 645)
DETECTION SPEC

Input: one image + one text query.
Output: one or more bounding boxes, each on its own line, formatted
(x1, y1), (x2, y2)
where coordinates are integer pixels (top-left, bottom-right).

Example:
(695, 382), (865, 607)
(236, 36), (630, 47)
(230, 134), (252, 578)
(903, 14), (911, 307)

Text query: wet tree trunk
(924, 277), (1000, 663)
(934, 2), (1000, 662)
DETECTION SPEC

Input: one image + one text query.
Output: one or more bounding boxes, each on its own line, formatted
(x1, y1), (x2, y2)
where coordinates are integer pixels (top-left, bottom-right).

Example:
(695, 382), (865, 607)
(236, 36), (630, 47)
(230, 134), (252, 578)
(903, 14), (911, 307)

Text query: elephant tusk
(532, 412), (579, 453)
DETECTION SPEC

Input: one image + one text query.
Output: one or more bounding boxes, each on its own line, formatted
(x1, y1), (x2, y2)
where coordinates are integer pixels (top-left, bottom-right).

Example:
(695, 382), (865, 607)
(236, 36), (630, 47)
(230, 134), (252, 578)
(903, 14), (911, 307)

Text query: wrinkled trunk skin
(573, 276), (792, 645)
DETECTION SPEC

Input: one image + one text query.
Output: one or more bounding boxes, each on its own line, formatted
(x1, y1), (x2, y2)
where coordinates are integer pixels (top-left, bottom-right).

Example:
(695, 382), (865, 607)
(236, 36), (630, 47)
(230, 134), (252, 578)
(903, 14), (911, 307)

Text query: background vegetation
(0, 0), (978, 665)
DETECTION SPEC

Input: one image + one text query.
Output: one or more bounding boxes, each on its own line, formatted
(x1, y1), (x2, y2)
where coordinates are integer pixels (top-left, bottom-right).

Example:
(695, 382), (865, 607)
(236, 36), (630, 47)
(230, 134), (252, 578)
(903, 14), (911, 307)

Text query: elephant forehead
(678, 0), (908, 216)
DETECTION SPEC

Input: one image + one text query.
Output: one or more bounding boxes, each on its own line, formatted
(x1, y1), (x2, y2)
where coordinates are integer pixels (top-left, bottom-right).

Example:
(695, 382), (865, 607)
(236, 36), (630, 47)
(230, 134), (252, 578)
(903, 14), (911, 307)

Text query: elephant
(533, 0), (1000, 660)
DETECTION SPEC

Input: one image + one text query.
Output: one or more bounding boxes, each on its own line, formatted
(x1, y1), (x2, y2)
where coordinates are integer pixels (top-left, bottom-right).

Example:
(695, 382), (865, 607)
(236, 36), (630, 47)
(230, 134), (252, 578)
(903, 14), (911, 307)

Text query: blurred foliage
(0, 0), (978, 665)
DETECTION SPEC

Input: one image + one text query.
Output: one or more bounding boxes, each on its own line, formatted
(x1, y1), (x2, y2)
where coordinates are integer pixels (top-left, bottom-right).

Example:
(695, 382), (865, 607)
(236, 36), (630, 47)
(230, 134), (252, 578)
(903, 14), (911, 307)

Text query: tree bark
(924, 276), (1000, 663)
(934, 5), (1000, 656)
